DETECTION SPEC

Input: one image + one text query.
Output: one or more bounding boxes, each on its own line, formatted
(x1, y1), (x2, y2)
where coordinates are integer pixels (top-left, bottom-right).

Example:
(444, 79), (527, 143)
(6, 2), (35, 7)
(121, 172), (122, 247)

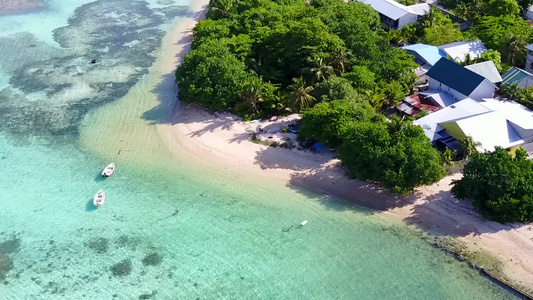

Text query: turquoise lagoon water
(0, 0), (525, 299)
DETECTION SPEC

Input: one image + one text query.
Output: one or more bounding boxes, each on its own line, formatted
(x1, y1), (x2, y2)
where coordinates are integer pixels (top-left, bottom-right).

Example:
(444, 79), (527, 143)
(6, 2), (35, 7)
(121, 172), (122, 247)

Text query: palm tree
(506, 34), (527, 66)
(363, 88), (386, 111)
(388, 115), (408, 133)
(302, 57), (334, 84)
(238, 77), (264, 115)
(420, 7), (438, 28)
(499, 82), (522, 101)
(458, 136), (481, 160)
(208, 0), (235, 19)
(287, 77), (316, 112)
(329, 48), (352, 75)
(461, 53), (475, 66)
(454, 2), (470, 20)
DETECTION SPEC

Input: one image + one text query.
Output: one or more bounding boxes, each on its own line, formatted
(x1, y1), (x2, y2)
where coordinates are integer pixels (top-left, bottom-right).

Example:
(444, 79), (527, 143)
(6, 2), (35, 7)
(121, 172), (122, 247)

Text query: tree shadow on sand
(402, 190), (533, 237)
(253, 146), (419, 211)
(287, 164), (418, 212)
(142, 4), (209, 126)
(253, 145), (335, 172)
(258, 146), (533, 236)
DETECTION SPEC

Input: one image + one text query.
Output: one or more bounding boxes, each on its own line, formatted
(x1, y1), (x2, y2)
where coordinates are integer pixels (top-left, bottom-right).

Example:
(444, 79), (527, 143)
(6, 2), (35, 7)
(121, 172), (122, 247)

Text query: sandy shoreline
(153, 1), (533, 296)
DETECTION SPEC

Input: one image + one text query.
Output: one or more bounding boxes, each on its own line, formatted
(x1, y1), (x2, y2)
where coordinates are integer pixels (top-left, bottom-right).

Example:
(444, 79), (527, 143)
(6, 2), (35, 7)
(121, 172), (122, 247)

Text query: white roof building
(415, 98), (533, 152)
(464, 61), (502, 84)
(361, 0), (429, 30)
(438, 41), (487, 63)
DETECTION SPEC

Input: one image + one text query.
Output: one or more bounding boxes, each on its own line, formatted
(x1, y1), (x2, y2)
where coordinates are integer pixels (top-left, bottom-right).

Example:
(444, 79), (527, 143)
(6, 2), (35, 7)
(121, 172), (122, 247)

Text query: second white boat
(93, 190), (105, 206)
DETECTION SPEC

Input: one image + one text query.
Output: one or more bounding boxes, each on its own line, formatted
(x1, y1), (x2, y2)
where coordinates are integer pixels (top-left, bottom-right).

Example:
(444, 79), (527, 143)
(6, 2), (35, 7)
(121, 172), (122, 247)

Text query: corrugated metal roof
(362, 0), (409, 20)
(525, 44), (533, 51)
(403, 43), (447, 66)
(438, 41), (487, 63)
(501, 67), (533, 86)
(464, 61), (502, 84)
(426, 58), (486, 96)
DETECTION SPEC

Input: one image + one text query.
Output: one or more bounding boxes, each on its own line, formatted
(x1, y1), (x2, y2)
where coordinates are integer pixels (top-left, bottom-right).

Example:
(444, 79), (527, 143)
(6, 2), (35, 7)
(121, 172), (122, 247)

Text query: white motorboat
(93, 190), (105, 206)
(300, 220), (308, 226)
(102, 163), (115, 177)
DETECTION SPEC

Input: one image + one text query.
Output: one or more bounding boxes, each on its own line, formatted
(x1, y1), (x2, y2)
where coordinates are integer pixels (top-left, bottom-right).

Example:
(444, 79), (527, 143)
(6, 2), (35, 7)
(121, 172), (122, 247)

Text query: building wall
(518, 76), (533, 89)
(526, 50), (533, 73)
(428, 79), (468, 100)
(468, 79), (496, 101)
(378, 13), (398, 30)
(397, 13), (418, 29)
(440, 122), (466, 141)
(526, 10), (533, 20)
(507, 145), (522, 156)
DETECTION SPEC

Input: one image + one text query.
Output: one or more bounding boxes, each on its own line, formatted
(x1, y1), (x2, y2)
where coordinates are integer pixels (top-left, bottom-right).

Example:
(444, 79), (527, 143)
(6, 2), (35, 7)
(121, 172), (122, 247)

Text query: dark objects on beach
(288, 123), (299, 134)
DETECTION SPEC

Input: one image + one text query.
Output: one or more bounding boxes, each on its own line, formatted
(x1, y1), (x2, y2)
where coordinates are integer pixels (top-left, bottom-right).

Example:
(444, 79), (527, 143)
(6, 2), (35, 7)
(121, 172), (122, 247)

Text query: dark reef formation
(0, 236), (21, 281)
(0, 0), (188, 139)
(141, 252), (163, 266)
(110, 259), (133, 277)
(85, 237), (109, 254)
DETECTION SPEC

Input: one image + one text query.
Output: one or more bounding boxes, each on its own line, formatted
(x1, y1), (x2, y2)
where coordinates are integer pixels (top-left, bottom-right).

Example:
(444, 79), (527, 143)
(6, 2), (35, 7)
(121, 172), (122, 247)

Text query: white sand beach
(149, 0), (533, 295)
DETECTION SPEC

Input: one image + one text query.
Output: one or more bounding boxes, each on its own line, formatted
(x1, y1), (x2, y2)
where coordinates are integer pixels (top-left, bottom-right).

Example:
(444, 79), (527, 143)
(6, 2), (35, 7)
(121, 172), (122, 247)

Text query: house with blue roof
(426, 58), (496, 101)
(403, 43), (447, 76)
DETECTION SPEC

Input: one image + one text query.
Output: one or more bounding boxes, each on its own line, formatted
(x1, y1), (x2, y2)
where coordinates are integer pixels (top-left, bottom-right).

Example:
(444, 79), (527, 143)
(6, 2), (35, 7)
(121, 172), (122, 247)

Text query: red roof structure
(397, 93), (441, 116)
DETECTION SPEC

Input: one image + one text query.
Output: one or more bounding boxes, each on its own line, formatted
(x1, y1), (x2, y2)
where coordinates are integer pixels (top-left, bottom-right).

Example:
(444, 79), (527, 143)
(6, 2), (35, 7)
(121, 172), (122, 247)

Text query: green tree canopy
(176, 40), (251, 111)
(380, 81), (406, 110)
(393, 8), (462, 46)
(192, 19), (233, 49)
(177, 0), (417, 116)
(299, 99), (375, 148)
(343, 66), (376, 90)
(314, 76), (361, 103)
(420, 8), (463, 45)
(468, 16), (533, 65)
(451, 148), (533, 222)
(486, 0), (520, 16)
(338, 119), (446, 193)
(286, 77), (316, 112)
(259, 18), (345, 84)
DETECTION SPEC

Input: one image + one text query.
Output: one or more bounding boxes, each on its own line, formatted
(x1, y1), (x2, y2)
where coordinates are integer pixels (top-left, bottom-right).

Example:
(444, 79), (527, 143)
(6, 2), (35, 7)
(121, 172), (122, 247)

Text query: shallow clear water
(0, 1), (524, 299)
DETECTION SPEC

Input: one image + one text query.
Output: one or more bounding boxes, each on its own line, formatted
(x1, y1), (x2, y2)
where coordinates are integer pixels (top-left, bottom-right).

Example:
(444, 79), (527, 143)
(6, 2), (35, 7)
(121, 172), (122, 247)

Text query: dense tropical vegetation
(176, 0), (533, 217)
(390, 8), (462, 46)
(175, 0), (446, 193)
(499, 83), (533, 110)
(338, 117), (447, 194)
(452, 148), (533, 222)
(176, 0), (417, 119)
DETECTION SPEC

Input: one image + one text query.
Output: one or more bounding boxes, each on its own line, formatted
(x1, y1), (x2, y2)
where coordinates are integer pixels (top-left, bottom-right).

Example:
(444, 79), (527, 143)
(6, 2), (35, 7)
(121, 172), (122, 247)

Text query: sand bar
(152, 4), (533, 296)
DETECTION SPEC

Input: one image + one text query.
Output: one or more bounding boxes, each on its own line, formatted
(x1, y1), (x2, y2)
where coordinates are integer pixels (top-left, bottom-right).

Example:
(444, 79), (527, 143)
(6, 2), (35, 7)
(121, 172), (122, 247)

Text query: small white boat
(101, 163), (115, 177)
(300, 220), (308, 226)
(93, 190), (105, 206)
